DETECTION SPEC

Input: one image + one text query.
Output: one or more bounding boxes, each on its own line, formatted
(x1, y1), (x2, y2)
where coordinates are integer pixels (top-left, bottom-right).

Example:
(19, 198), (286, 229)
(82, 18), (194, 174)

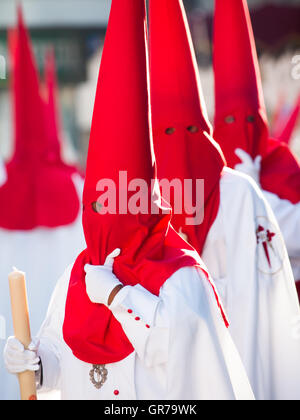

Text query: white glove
(85, 248), (122, 306)
(235, 148), (262, 185)
(3, 336), (40, 374)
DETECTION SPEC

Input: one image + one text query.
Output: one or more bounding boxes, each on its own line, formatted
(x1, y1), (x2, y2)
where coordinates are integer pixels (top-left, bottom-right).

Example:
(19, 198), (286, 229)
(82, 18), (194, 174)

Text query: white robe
(262, 190), (300, 282)
(202, 168), (300, 400)
(36, 265), (254, 400)
(0, 174), (86, 400)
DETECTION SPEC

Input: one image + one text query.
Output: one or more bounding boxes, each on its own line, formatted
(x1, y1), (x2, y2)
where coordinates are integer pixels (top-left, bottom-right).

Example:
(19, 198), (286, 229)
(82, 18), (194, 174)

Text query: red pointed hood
(43, 47), (82, 176)
(213, 0), (269, 167)
(0, 9), (80, 230)
(149, 0), (225, 255)
(63, 0), (206, 366)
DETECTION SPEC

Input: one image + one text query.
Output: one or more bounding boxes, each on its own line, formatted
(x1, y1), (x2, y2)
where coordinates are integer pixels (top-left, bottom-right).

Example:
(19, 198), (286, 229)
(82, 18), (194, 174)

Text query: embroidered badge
(89, 365), (108, 390)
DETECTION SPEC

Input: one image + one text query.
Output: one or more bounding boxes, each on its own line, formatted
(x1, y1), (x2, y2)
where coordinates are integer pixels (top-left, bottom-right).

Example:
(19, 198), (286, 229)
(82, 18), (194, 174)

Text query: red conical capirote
(213, 0), (269, 167)
(150, 0), (211, 134)
(0, 8), (80, 230)
(43, 47), (81, 175)
(149, 0), (225, 255)
(63, 0), (204, 366)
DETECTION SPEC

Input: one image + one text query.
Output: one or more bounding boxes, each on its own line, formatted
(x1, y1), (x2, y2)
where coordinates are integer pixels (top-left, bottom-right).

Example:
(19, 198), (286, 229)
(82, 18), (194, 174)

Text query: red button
(146, 324), (150, 329)
(128, 309), (133, 314)
(135, 317), (140, 321)
(114, 390), (119, 396)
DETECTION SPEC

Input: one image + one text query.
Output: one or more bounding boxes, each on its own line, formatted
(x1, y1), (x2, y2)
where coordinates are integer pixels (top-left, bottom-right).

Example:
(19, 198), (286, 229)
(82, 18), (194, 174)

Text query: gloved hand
(3, 336), (40, 374)
(235, 148), (262, 185)
(85, 248), (123, 306)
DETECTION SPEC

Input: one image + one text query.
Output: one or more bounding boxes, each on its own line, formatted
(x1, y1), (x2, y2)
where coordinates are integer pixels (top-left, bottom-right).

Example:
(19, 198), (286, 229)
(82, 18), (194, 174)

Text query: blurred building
(0, 0), (299, 165)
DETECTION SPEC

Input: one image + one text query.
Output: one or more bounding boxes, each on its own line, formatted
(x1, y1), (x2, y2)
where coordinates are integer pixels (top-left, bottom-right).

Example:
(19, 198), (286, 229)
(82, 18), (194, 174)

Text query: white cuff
(110, 284), (160, 325)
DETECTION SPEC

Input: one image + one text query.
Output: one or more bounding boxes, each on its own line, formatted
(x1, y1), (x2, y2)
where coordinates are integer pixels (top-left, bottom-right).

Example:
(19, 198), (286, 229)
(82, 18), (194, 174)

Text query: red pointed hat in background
(44, 47), (63, 165)
(43, 47), (82, 175)
(149, 0), (225, 255)
(213, 0), (300, 204)
(0, 9), (80, 230)
(63, 0), (208, 366)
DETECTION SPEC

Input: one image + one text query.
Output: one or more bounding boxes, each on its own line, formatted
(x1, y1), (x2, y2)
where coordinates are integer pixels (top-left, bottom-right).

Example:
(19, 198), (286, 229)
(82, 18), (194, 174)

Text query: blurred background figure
(0, 0), (299, 165)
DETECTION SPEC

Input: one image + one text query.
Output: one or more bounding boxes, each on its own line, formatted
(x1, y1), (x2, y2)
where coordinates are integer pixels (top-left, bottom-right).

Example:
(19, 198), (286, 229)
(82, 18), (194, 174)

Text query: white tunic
(202, 168), (300, 400)
(262, 190), (300, 282)
(36, 265), (254, 400)
(0, 174), (86, 400)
